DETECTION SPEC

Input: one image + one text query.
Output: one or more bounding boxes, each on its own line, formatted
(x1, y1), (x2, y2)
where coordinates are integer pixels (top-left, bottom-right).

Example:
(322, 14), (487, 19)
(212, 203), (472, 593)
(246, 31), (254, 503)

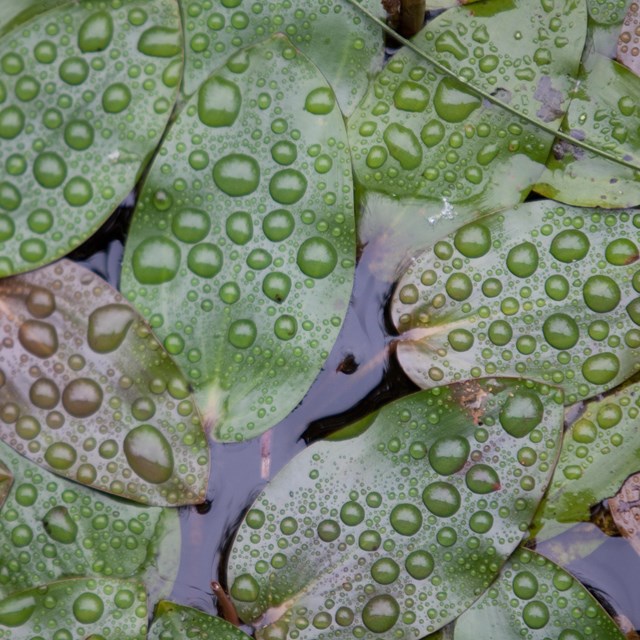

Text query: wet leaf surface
(179, 0), (384, 114)
(227, 379), (563, 639)
(0, 437), (179, 599)
(618, 1), (640, 75)
(0, 576), (147, 638)
(0, 0), (182, 277)
(391, 202), (640, 404)
(0, 260), (209, 505)
(121, 36), (356, 443)
(149, 601), (252, 640)
(451, 548), (625, 639)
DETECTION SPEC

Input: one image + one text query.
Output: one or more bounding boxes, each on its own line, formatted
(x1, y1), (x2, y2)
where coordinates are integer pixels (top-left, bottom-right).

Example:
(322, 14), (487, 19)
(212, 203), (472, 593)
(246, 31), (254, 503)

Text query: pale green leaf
(452, 548), (625, 639)
(391, 202), (640, 404)
(121, 36), (356, 442)
(227, 379), (563, 639)
(0, 0), (182, 277)
(0, 260), (209, 505)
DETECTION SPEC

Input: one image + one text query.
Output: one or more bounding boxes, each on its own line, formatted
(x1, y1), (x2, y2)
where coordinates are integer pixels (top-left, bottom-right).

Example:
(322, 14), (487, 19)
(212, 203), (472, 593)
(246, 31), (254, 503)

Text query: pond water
(72, 190), (640, 634)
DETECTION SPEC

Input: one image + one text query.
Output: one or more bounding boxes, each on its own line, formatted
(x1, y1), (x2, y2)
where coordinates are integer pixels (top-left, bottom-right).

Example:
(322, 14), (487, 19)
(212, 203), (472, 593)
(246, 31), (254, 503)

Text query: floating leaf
(347, 0), (585, 207)
(0, 0), (68, 36)
(149, 601), (253, 640)
(179, 0), (384, 114)
(617, 1), (640, 75)
(533, 381), (640, 542)
(0, 577), (147, 638)
(121, 36), (356, 442)
(534, 53), (640, 207)
(227, 379), (563, 639)
(0, 437), (179, 599)
(588, 0), (633, 25)
(0, 0), (182, 277)
(391, 202), (640, 405)
(0, 260), (209, 505)
(451, 548), (625, 639)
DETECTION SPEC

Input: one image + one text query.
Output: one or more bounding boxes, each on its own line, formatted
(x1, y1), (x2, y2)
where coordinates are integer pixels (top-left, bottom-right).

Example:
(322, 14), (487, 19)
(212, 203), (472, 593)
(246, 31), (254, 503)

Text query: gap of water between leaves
(69, 190), (640, 633)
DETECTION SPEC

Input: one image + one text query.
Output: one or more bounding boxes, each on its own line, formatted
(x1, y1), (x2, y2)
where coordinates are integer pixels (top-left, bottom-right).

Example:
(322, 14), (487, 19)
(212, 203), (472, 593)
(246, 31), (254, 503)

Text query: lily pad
(391, 201), (640, 405)
(452, 548), (625, 639)
(149, 601), (253, 640)
(227, 379), (564, 639)
(121, 36), (356, 442)
(0, 436), (179, 599)
(179, 0), (384, 114)
(0, 577), (147, 638)
(0, 260), (209, 505)
(535, 53), (640, 207)
(0, 0), (182, 277)
(532, 381), (640, 542)
(347, 0), (585, 207)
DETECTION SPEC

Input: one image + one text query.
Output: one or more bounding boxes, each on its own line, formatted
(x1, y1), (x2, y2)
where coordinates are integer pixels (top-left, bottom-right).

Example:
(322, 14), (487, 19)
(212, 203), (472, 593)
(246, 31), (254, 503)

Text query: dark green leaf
(227, 379), (563, 639)
(0, 0), (182, 277)
(0, 260), (209, 505)
(121, 36), (356, 442)
(391, 202), (640, 404)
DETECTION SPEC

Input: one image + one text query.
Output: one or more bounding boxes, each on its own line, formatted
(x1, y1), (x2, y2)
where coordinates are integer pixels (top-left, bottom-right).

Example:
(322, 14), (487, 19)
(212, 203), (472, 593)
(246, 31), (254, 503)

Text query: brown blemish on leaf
(452, 380), (489, 425)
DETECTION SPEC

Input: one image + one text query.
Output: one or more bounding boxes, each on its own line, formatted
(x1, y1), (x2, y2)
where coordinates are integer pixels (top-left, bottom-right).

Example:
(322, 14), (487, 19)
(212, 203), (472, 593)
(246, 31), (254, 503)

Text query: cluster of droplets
(179, 0), (383, 113)
(618, 1), (640, 73)
(589, 0), (634, 25)
(455, 549), (624, 639)
(0, 261), (209, 505)
(227, 381), (562, 638)
(0, 577), (147, 638)
(121, 36), (355, 441)
(0, 0), (182, 277)
(0, 439), (173, 596)
(393, 204), (640, 403)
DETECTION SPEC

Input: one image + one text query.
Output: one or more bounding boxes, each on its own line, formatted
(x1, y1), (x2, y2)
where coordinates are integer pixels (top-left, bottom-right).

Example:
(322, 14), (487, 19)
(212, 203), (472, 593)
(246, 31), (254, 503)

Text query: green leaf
(121, 36), (356, 443)
(391, 201), (640, 405)
(0, 0), (182, 277)
(0, 260), (209, 505)
(587, 0), (632, 25)
(0, 577), (147, 638)
(451, 548), (625, 639)
(532, 381), (640, 542)
(226, 379), (563, 639)
(149, 601), (253, 640)
(0, 437), (179, 600)
(534, 54), (640, 207)
(179, 0), (384, 115)
(0, 0), (69, 37)
(347, 0), (586, 207)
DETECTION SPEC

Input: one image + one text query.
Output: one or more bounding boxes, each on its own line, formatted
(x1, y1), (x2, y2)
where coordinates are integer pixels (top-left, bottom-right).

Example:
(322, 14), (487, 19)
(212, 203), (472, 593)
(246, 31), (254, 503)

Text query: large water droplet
(465, 464), (500, 494)
(429, 435), (470, 475)
(172, 208), (210, 243)
(582, 276), (620, 312)
(422, 481), (461, 517)
(506, 241), (538, 278)
(26, 287), (55, 318)
(132, 237), (181, 284)
(383, 123), (422, 170)
(269, 169), (307, 204)
(304, 87), (335, 115)
(59, 57), (89, 85)
(362, 595), (400, 633)
(370, 558), (400, 585)
(123, 424), (174, 484)
(549, 229), (590, 263)
(582, 353), (620, 385)
(522, 601), (549, 629)
(88, 304), (135, 353)
(213, 154), (260, 196)
(389, 503), (422, 536)
(263, 209), (294, 241)
(542, 313), (579, 350)
(18, 320), (58, 358)
(78, 11), (114, 52)
(393, 81), (429, 112)
(43, 506), (78, 544)
(64, 120), (95, 151)
(405, 550), (434, 579)
(454, 222), (491, 258)
(33, 152), (67, 189)
(433, 77), (481, 122)
(138, 26), (182, 57)
(499, 391), (544, 438)
(605, 238), (638, 265)
(102, 83), (131, 113)
(297, 238), (337, 279)
(198, 76), (242, 127)
(30, 378), (60, 409)
(72, 593), (104, 624)
(0, 106), (25, 139)
(263, 272), (291, 303)
(0, 593), (36, 626)
(188, 243), (223, 278)
(512, 571), (538, 599)
(228, 319), (257, 349)
(44, 442), (77, 470)
(231, 574), (260, 602)
(62, 378), (103, 417)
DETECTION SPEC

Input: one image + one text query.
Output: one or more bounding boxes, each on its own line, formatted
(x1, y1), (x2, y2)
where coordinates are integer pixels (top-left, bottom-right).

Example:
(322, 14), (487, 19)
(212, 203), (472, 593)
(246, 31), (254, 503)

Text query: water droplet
(445, 273), (473, 300)
(18, 320), (58, 358)
(389, 503), (422, 536)
(228, 319), (257, 349)
(188, 243), (223, 278)
(542, 313), (579, 350)
(545, 275), (569, 301)
(297, 238), (337, 279)
(362, 595), (400, 633)
(433, 77), (481, 122)
(371, 558), (400, 584)
(246, 248), (272, 270)
(263, 209), (294, 241)
(263, 272), (291, 303)
(102, 82), (131, 113)
(34, 40), (57, 64)
(583, 275), (620, 312)
(499, 391), (544, 438)
(512, 571), (539, 599)
(123, 424), (174, 483)
(63, 176), (93, 206)
(429, 435), (470, 475)
(522, 601), (549, 629)
(59, 57), (89, 85)
(62, 378), (103, 417)
(359, 530), (381, 551)
(304, 87), (335, 115)
(383, 123), (422, 170)
(171, 208), (210, 244)
(404, 549), (434, 579)
(340, 501), (365, 526)
(469, 510), (493, 534)
(465, 464), (500, 494)
(0, 106), (25, 139)
(44, 442), (77, 470)
(448, 328), (474, 351)
(317, 519), (341, 542)
(78, 11), (114, 52)
(506, 241), (538, 278)
(88, 304), (135, 353)
(26, 287), (55, 318)
(582, 353), (620, 385)
(214, 154), (260, 196)
(269, 169), (307, 204)
(335, 606), (354, 626)
(73, 593), (104, 624)
(64, 120), (94, 151)
(16, 415), (40, 440)
(15, 76), (39, 102)
(132, 237), (181, 284)
(454, 222), (491, 258)
(422, 481), (461, 517)
(420, 119), (445, 147)
(549, 230), (590, 263)
(198, 76), (241, 127)
(138, 26), (182, 57)
(43, 506), (78, 544)
(220, 282), (241, 304)
(0, 593), (36, 626)
(32, 152), (66, 189)
(393, 81), (429, 112)
(231, 574), (260, 602)
(605, 238), (638, 265)
(30, 378), (60, 410)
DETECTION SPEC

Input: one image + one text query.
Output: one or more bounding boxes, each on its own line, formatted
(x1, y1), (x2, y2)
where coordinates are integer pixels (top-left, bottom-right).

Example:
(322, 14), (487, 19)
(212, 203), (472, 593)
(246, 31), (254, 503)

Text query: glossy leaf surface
(149, 601), (253, 640)
(0, 577), (147, 638)
(227, 379), (563, 639)
(121, 36), (356, 442)
(0, 260), (209, 505)
(391, 202), (640, 404)
(0, 437), (179, 599)
(348, 0), (585, 206)
(0, 0), (182, 278)
(179, 0), (384, 114)
(533, 381), (640, 542)
(452, 548), (625, 639)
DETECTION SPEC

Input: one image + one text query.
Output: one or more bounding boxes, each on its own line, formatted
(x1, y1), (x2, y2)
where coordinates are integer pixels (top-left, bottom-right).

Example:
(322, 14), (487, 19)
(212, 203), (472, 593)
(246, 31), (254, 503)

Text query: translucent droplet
(132, 237), (181, 284)
(263, 209), (294, 241)
(371, 558), (400, 584)
(78, 11), (114, 52)
(383, 123), (422, 170)
(545, 275), (570, 301)
(231, 574), (260, 602)
(0, 106), (25, 139)
(422, 481), (461, 517)
(542, 313), (579, 350)
(389, 503), (422, 536)
(522, 601), (549, 629)
(59, 57), (89, 85)
(420, 119), (445, 147)
(445, 273), (472, 300)
(304, 87), (336, 115)
(63, 176), (93, 206)
(513, 571), (539, 599)
(263, 272), (291, 303)
(448, 328), (474, 351)
(44, 442), (77, 470)
(605, 238), (638, 266)
(64, 120), (94, 151)
(198, 76), (242, 127)
(506, 241), (538, 278)
(583, 276), (620, 313)
(454, 222), (491, 258)
(18, 320), (58, 358)
(0, 593), (36, 626)
(362, 595), (400, 633)
(297, 238), (337, 279)
(317, 519), (341, 542)
(213, 154), (260, 196)
(465, 464), (500, 494)
(499, 391), (544, 438)
(33, 152), (67, 189)
(429, 435), (470, 475)
(88, 304), (135, 353)
(72, 592), (104, 624)
(469, 510), (493, 534)
(549, 230), (590, 263)
(228, 319), (257, 349)
(43, 506), (78, 544)
(62, 378), (103, 417)
(433, 77), (481, 122)
(102, 83), (132, 113)
(582, 353), (620, 385)
(405, 550), (434, 579)
(123, 424), (174, 483)
(269, 169), (307, 204)
(172, 208), (211, 243)
(188, 243), (223, 278)
(340, 501), (364, 526)
(393, 81), (429, 112)
(137, 26), (182, 57)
